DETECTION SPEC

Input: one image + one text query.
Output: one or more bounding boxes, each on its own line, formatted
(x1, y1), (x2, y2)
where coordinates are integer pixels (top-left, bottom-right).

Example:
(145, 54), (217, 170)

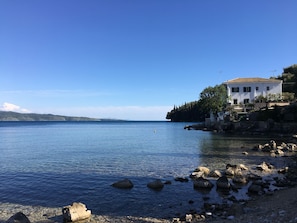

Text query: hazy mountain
(0, 111), (101, 121)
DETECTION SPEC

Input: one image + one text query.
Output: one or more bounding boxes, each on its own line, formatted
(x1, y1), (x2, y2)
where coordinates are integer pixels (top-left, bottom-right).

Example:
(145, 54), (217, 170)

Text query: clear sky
(1, 0), (296, 120)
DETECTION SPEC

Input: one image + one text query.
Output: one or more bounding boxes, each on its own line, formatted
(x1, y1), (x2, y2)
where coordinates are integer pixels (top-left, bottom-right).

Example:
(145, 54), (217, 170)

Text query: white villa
(224, 77), (283, 106)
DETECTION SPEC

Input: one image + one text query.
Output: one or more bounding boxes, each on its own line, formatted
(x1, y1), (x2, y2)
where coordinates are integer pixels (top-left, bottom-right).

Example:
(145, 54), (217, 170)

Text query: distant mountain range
(0, 111), (102, 121)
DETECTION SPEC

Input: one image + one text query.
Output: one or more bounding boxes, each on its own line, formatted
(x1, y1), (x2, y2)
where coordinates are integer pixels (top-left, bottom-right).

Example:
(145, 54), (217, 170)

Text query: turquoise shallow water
(0, 121), (271, 218)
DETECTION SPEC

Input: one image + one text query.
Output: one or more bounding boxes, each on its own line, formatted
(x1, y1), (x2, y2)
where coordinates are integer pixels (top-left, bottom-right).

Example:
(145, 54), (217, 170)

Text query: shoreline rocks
(62, 202), (91, 222)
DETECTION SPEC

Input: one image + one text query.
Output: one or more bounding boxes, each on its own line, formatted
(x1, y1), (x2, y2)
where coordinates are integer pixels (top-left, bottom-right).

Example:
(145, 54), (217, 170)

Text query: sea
(0, 121), (275, 219)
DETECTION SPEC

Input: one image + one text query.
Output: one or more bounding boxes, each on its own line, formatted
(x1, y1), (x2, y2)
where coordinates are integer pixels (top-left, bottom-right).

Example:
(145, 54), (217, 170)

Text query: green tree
(198, 84), (228, 115)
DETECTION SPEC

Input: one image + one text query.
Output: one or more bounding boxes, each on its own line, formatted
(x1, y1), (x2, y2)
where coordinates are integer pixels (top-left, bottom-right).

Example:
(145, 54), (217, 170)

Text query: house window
(256, 87), (259, 91)
(266, 86), (270, 91)
(231, 87), (239, 92)
(243, 87), (251, 92)
(233, 99), (238, 105)
(243, 99), (249, 104)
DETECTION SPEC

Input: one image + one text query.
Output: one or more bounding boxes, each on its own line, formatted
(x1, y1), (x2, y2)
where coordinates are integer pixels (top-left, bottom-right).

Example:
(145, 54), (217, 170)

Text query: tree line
(166, 84), (227, 122)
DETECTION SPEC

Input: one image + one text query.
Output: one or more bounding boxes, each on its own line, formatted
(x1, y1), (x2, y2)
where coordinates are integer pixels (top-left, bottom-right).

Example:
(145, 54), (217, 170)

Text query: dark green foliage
(252, 103), (297, 122)
(276, 64), (297, 96)
(166, 101), (205, 122)
(198, 84), (228, 114)
(166, 84), (228, 122)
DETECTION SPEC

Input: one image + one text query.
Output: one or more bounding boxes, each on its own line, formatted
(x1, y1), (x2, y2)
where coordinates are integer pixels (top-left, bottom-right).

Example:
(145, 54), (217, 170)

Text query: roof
(224, 77), (282, 84)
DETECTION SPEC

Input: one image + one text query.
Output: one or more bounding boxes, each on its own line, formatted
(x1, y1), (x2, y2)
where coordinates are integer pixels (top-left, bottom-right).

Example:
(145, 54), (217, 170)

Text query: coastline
(1, 154), (297, 223)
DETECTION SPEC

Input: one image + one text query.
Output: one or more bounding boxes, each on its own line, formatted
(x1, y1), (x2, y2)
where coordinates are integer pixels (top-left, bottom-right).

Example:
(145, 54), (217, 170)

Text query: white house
(224, 77), (283, 106)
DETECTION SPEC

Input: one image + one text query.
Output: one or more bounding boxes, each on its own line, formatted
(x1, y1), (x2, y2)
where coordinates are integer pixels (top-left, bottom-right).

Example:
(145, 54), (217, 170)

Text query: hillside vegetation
(0, 111), (99, 121)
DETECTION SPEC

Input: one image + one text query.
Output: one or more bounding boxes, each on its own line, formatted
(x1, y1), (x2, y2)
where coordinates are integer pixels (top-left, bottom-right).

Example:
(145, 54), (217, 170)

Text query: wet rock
(164, 180), (172, 184)
(6, 212), (31, 223)
(174, 177), (189, 182)
(193, 177), (214, 189)
(147, 179), (164, 190)
(216, 176), (230, 189)
(112, 179), (134, 189)
(248, 183), (263, 194)
(232, 175), (248, 185)
(247, 173), (262, 181)
(62, 202), (91, 222)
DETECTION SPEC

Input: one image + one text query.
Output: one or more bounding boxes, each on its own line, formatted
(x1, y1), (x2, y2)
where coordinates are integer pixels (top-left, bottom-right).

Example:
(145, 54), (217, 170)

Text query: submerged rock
(112, 179), (134, 189)
(147, 179), (164, 190)
(193, 177), (214, 189)
(216, 176), (230, 189)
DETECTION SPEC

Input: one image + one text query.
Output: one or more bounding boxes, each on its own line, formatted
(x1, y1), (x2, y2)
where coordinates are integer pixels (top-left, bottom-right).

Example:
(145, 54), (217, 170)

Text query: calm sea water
(0, 121), (272, 218)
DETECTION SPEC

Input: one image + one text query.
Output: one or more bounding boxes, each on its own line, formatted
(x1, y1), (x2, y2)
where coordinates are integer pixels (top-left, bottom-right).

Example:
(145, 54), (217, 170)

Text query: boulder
(112, 179), (134, 189)
(248, 184), (262, 194)
(262, 144), (272, 152)
(208, 170), (222, 178)
(62, 202), (91, 222)
(196, 166), (210, 176)
(190, 171), (204, 179)
(257, 162), (273, 172)
(275, 149), (284, 156)
(232, 175), (248, 185)
(288, 143), (297, 151)
(190, 166), (210, 178)
(193, 177), (214, 189)
(269, 140), (277, 149)
(225, 164), (243, 177)
(216, 176), (230, 189)
(238, 164), (248, 171)
(147, 179), (164, 190)
(6, 212), (31, 223)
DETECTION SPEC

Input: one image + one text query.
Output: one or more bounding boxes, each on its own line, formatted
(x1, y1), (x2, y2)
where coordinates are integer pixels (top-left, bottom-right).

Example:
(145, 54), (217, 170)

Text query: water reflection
(197, 133), (274, 170)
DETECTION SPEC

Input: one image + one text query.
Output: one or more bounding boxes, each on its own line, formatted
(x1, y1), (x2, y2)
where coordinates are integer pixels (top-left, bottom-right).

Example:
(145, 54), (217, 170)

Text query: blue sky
(1, 0), (296, 120)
